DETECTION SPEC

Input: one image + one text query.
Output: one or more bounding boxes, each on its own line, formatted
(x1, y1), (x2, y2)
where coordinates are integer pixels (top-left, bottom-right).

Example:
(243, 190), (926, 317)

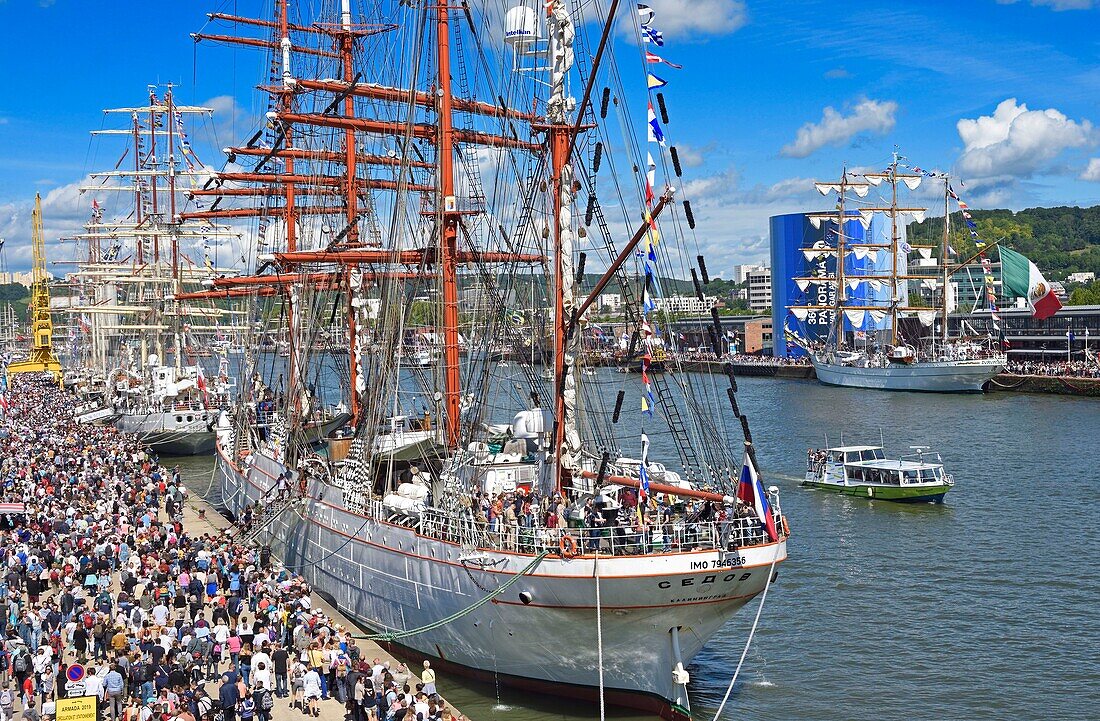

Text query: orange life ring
(559, 534), (578, 558)
(781, 516), (790, 537)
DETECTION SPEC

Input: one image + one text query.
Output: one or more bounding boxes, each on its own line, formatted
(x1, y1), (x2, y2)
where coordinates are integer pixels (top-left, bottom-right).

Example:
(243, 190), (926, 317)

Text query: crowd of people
(1003, 359), (1100, 378)
(0, 375), (453, 721)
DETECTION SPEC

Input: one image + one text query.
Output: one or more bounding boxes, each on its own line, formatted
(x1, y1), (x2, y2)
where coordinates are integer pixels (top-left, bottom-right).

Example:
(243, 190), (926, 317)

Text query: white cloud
(955, 98), (1094, 178)
(780, 99), (898, 158)
(674, 144), (706, 169)
(679, 170), (821, 269)
(1081, 158), (1100, 181)
(0, 178), (99, 272)
(638, 1), (747, 37)
(201, 95), (255, 149)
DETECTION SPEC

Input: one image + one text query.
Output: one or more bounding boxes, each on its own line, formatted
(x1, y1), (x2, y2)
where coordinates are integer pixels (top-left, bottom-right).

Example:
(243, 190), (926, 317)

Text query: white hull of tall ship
(217, 443), (786, 720)
(116, 411), (216, 455)
(811, 356), (1005, 393)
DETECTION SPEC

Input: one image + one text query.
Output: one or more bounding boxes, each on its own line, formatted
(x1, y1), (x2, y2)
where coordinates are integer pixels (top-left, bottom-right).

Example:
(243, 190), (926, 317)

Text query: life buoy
(781, 517), (790, 537)
(559, 534), (578, 558)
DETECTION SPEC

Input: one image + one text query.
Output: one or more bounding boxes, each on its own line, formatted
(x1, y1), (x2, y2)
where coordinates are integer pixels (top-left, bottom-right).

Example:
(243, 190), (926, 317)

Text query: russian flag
(737, 452), (777, 542)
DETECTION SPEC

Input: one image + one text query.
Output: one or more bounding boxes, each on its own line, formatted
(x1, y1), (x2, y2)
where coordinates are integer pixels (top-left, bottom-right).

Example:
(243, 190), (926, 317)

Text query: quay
(181, 493), (470, 721)
(675, 359), (1100, 396)
(0, 374), (471, 721)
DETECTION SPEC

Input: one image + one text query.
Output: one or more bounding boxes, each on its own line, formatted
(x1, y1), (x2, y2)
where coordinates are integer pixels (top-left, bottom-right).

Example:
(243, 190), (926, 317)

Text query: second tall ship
(790, 154), (1005, 392)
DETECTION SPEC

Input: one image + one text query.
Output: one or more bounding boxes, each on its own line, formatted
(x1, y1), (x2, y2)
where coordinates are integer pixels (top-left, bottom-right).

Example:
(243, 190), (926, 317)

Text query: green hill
(0, 283), (29, 323)
(908, 205), (1100, 278)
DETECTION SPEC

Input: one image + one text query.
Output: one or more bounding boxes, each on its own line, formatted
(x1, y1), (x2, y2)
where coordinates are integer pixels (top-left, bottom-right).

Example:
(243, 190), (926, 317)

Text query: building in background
(949, 261), (1000, 313)
(747, 268), (771, 311)
(955, 305), (1099, 360)
(665, 314), (773, 355)
(596, 293), (623, 315)
(731, 264), (766, 284)
(770, 211), (903, 357)
(741, 317), (774, 354)
(0, 271), (41, 285)
(659, 294), (716, 315)
(1067, 271), (1095, 284)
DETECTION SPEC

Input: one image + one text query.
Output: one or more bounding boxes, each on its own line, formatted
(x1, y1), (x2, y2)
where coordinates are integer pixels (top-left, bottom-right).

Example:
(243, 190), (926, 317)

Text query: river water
(169, 375), (1100, 721)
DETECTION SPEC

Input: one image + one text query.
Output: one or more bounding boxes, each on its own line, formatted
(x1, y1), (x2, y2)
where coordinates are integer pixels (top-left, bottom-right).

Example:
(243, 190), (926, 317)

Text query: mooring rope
(363, 550), (551, 641)
(988, 375), (1028, 389)
(595, 551), (606, 721)
(710, 541), (784, 721)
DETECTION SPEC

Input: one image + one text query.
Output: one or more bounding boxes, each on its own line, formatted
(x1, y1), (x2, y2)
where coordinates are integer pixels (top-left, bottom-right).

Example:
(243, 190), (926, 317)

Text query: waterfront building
(769, 211), (900, 357)
(747, 268), (772, 312)
(954, 304), (1100, 360)
(665, 314), (773, 355)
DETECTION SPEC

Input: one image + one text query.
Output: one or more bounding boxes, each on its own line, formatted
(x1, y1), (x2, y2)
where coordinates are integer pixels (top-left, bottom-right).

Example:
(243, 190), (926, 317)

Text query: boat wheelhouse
(803, 444), (954, 502)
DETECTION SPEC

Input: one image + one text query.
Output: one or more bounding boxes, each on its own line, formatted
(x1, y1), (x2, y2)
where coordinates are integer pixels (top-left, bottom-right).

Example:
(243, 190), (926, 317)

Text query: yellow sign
(57, 696), (97, 721)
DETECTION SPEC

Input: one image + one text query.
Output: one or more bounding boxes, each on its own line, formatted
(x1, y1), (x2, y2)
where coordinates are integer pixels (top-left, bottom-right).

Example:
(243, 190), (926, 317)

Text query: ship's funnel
(504, 5), (539, 50)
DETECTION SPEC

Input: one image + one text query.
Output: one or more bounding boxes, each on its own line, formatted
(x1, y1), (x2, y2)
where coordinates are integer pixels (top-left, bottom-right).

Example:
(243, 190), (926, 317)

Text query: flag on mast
(645, 51), (682, 69)
(737, 451), (778, 542)
(647, 104), (666, 145)
(999, 246), (1062, 320)
(639, 432), (651, 498)
(641, 25), (664, 46)
(646, 73), (668, 89)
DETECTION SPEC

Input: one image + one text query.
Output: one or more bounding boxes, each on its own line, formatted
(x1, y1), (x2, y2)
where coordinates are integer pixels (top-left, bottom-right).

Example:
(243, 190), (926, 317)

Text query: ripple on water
(174, 378), (1100, 721)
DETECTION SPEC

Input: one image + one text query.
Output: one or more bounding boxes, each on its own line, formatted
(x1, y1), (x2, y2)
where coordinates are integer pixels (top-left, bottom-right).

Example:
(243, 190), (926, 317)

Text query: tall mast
(833, 171), (847, 350)
(132, 113), (144, 265)
(167, 85), (179, 290)
(279, 0), (301, 437)
(545, 0), (579, 492)
(280, 0), (298, 253)
(889, 151), (900, 346)
(436, 0), (462, 450)
(941, 177), (950, 346)
(339, 0), (361, 425)
(167, 85), (183, 374)
(149, 88), (160, 265)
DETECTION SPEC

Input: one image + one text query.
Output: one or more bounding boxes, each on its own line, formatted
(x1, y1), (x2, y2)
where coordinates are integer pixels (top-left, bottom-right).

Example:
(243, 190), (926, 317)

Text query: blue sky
(0, 0), (1098, 276)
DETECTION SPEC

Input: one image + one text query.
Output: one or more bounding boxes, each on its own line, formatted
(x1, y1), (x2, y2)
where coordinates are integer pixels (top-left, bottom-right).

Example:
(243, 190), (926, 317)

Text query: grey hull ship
(192, 1), (790, 718)
(811, 354), (1004, 392)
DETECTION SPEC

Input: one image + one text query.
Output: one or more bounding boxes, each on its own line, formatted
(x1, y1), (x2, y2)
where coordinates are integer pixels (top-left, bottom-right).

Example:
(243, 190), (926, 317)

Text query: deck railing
(322, 481), (787, 556)
(412, 507), (784, 556)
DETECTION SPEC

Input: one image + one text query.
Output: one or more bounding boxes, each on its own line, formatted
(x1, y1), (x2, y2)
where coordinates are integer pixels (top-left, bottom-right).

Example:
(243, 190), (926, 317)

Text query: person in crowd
(0, 375), (449, 721)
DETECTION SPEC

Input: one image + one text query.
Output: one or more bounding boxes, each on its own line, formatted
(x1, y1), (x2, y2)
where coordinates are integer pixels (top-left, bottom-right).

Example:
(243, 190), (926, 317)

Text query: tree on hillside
(907, 206), (1100, 279)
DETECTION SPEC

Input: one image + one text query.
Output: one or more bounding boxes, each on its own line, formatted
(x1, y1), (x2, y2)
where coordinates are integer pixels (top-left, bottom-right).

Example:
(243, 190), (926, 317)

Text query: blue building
(770, 211), (905, 357)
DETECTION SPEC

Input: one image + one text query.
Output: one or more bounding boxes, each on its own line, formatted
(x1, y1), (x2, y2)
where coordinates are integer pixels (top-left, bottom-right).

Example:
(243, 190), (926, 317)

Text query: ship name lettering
(659, 573), (747, 590)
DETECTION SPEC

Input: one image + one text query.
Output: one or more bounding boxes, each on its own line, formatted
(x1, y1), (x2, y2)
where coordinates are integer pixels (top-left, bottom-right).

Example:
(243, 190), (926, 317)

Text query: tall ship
(788, 154), (1005, 392)
(60, 86), (244, 453)
(188, 2), (789, 719)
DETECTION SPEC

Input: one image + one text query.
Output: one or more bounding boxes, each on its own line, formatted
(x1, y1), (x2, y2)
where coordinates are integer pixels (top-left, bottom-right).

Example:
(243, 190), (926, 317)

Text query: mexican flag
(999, 246), (1062, 320)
